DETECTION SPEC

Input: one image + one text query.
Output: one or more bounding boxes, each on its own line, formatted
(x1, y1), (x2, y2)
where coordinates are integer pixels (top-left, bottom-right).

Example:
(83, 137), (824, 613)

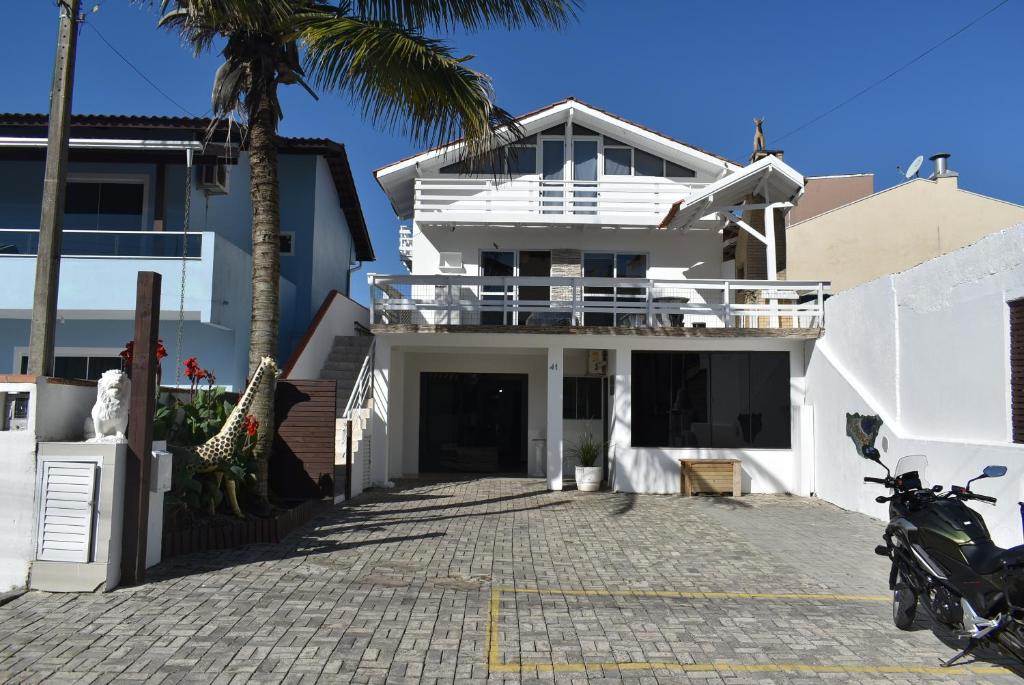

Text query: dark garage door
(419, 372), (528, 473)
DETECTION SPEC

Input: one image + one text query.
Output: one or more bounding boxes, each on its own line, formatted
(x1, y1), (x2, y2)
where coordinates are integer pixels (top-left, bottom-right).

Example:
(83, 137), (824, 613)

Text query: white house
(367, 98), (829, 494)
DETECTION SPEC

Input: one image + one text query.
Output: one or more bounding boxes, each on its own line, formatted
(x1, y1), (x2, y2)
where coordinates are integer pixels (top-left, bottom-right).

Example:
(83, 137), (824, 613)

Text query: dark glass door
(481, 250), (514, 325)
(419, 372), (528, 473)
(518, 250), (551, 325)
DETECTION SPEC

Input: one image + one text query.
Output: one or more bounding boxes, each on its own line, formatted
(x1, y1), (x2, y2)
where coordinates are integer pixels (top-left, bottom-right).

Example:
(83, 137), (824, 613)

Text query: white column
(763, 205), (777, 280)
(370, 338), (391, 486)
(546, 346), (564, 490)
(609, 346), (631, 492)
(764, 205), (779, 327)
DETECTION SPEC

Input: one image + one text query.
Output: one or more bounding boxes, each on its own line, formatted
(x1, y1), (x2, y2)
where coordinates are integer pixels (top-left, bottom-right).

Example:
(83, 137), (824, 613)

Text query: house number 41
(549, 362), (559, 371)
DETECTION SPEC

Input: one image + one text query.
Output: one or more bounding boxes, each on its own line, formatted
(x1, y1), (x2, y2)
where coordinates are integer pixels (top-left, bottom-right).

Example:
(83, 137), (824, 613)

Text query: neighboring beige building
(787, 155), (1024, 292)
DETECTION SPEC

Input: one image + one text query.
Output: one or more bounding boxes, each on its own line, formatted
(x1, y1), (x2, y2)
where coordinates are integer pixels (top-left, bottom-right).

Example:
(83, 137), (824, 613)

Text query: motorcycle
(862, 447), (1024, 667)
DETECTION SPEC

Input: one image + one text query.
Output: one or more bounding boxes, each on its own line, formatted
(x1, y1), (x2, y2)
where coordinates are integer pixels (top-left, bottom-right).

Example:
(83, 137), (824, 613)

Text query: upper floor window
(19, 352), (121, 381)
(604, 137), (695, 179)
(440, 136), (537, 176)
(65, 177), (146, 230)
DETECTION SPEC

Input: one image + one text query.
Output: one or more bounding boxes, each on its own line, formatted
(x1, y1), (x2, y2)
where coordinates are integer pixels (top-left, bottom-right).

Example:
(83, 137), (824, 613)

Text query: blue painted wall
(0, 149), (357, 387)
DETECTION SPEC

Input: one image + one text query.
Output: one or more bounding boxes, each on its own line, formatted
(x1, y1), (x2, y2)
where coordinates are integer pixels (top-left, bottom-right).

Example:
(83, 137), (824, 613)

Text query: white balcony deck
(370, 275), (828, 333)
(413, 178), (707, 227)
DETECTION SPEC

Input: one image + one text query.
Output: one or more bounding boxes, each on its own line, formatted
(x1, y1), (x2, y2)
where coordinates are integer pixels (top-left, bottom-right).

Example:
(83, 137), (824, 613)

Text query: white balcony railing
(370, 275), (828, 330)
(398, 225), (413, 270)
(414, 178), (707, 225)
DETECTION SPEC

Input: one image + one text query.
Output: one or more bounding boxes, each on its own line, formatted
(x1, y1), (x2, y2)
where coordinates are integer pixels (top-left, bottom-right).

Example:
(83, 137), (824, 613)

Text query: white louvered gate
(36, 461), (98, 562)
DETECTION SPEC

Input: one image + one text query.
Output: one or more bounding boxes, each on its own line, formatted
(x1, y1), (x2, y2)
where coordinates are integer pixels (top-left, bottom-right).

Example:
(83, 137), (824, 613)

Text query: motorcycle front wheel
(892, 572), (918, 630)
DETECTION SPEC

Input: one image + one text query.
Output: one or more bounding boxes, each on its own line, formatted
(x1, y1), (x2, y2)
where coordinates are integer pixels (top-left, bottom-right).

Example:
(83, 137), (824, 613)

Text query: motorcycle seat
(963, 543), (1024, 575)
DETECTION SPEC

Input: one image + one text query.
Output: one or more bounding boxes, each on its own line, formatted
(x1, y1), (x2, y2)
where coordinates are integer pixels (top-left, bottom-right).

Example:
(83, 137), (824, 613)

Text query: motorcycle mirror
(932, 485), (943, 492)
(983, 465), (1008, 479)
(874, 496), (888, 504)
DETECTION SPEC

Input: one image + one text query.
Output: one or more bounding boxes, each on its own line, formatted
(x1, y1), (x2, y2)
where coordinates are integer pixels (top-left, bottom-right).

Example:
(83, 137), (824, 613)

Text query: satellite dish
(905, 155), (924, 179)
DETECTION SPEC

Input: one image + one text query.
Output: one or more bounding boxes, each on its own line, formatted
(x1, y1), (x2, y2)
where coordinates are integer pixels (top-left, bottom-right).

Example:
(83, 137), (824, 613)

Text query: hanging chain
(175, 152), (192, 387)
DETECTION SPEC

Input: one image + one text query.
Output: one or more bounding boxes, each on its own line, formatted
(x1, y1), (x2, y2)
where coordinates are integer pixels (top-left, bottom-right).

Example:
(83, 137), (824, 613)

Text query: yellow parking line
(485, 586), (1009, 676)
(495, 586), (890, 602)
(491, 661), (1010, 675)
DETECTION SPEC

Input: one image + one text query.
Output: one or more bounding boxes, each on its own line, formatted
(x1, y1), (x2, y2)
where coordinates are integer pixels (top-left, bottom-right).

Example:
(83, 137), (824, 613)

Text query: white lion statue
(84, 369), (131, 443)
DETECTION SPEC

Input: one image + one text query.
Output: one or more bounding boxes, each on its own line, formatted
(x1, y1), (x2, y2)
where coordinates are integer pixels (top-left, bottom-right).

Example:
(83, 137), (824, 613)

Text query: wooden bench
(679, 459), (742, 496)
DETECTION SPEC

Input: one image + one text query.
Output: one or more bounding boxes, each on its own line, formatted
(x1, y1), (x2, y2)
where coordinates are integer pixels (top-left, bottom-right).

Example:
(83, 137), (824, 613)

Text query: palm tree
(157, 0), (578, 506)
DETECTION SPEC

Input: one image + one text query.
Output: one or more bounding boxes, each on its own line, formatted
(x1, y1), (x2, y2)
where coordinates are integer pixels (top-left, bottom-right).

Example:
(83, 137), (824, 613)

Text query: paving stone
(0, 478), (1020, 683)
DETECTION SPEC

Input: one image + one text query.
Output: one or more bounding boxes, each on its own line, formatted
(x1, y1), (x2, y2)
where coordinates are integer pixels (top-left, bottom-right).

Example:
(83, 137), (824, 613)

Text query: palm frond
(347, 0), (579, 31)
(300, 14), (522, 168)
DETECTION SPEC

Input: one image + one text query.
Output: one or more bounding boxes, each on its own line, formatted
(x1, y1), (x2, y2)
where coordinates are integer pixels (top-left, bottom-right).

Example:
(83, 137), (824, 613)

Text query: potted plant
(569, 432), (603, 492)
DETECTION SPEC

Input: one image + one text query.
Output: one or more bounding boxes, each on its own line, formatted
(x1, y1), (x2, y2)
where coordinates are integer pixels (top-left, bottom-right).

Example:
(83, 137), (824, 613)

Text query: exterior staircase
(319, 335), (373, 418)
(319, 335), (374, 501)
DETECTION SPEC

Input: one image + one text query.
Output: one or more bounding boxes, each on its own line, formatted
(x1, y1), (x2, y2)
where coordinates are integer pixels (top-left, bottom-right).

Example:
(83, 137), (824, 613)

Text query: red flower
(183, 357), (200, 379)
(155, 340), (168, 361)
(119, 341), (134, 361)
(244, 415), (259, 437)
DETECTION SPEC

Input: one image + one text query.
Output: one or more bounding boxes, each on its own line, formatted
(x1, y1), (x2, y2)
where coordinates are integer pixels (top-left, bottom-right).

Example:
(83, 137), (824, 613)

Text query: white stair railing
(342, 337), (375, 419)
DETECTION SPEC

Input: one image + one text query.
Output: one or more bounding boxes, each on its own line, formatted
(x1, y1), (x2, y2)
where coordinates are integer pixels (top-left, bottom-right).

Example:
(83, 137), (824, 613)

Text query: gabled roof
(375, 97), (742, 218)
(0, 113), (374, 261)
(375, 97), (741, 178)
(659, 155), (805, 229)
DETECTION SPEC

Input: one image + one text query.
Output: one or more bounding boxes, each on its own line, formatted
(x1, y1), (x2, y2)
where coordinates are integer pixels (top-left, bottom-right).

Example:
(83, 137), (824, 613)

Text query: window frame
(630, 350), (792, 450)
(563, 376), (603, 421)
(15, 346), (125, 381)
(65, 173), (150, 231)
(279, 231), (295, 256)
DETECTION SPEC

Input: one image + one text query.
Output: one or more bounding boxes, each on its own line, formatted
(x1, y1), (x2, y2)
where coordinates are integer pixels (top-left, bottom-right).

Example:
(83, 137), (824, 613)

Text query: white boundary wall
(806, 223), (1024, 547)
(0, 378), (95, 592)
(283, 291), (369, 380)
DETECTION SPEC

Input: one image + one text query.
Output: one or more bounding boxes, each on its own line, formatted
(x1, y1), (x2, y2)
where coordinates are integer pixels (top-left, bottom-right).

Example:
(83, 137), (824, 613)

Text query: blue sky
(5, 1), (1023, 304)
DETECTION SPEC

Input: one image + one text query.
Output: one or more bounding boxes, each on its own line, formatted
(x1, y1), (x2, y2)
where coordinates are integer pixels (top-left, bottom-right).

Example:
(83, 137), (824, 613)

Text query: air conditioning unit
(586, 350), (607, 376)
(439, 252), (464, 272)
(198, 161), (229, 195)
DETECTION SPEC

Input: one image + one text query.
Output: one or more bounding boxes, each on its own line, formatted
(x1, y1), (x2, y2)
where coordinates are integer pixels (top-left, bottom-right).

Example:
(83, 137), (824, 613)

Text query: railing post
(503, 276), (510, 326)
(447, 276), (454, 325)
(571, 278), (580, 326)
(646, 282), (654, 327)
(723, 281), (732, 328)
(816, 281), (825, 328)
(369, 276), (378, 325)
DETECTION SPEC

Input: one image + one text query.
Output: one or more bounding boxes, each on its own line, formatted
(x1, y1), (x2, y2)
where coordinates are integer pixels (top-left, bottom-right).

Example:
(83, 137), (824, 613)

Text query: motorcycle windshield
(894, 454), (930, 489)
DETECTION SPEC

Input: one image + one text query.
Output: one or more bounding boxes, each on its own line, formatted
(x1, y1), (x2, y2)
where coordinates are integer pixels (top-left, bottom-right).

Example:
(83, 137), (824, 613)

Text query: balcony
(0, 229), (220, 321)
(0, 229), (203, 258)
(413, 178), (707, 227)
(369, 275), (828, 333)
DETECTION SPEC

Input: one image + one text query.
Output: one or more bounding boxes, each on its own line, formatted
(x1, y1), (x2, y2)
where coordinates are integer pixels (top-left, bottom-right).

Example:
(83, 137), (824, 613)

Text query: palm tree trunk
(247, 85), (281, 508)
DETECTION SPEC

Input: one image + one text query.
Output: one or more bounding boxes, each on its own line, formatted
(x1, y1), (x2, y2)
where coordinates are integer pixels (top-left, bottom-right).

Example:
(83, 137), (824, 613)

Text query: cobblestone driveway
(1, 477), (1021, 684)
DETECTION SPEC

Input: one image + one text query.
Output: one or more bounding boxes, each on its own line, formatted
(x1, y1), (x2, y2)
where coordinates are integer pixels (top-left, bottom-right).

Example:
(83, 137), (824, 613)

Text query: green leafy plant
(568, 432), (603, 468)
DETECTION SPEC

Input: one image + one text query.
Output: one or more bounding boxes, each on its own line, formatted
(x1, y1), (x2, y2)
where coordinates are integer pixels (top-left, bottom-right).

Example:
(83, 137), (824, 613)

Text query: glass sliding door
(541, 139), (565, 213)
(517, 250), (551, 325)
(481, 251), (515, 325)
(582, 252), (648, 327)
(572, 139), (598, 214)
(615, 253), (648, 326)
(583, 253), (615, 326)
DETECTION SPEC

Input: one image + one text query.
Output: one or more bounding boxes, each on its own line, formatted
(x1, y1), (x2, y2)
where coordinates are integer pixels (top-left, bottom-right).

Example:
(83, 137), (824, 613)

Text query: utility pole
(27, 0), (81, 376)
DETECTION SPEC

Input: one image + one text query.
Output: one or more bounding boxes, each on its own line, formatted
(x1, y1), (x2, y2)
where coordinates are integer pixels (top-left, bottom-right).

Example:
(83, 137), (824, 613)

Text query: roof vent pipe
(929, 152), (951, 177)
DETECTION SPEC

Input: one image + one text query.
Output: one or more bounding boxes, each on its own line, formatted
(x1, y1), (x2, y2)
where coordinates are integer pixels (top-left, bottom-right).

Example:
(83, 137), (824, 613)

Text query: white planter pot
(575, 465), (602, 492)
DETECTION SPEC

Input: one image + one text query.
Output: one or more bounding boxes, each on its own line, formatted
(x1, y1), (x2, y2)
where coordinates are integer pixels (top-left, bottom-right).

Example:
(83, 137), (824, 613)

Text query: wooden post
(27, 0), (81, 376)
(121, 271), (161, 586)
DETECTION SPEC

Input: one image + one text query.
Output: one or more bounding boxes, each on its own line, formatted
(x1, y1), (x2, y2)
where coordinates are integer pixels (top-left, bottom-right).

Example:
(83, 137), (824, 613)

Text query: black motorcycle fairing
(963, 543), (1024, 576)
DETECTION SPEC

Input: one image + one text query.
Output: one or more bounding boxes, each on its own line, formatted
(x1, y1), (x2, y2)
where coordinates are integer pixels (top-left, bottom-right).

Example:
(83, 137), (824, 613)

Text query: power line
(774, 0), (1010, 144)
(83, 20), (202, 118)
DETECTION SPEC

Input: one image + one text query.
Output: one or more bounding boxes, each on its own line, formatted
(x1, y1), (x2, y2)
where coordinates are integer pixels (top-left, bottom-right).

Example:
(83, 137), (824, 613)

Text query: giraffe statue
(191, 356), (279, 517)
